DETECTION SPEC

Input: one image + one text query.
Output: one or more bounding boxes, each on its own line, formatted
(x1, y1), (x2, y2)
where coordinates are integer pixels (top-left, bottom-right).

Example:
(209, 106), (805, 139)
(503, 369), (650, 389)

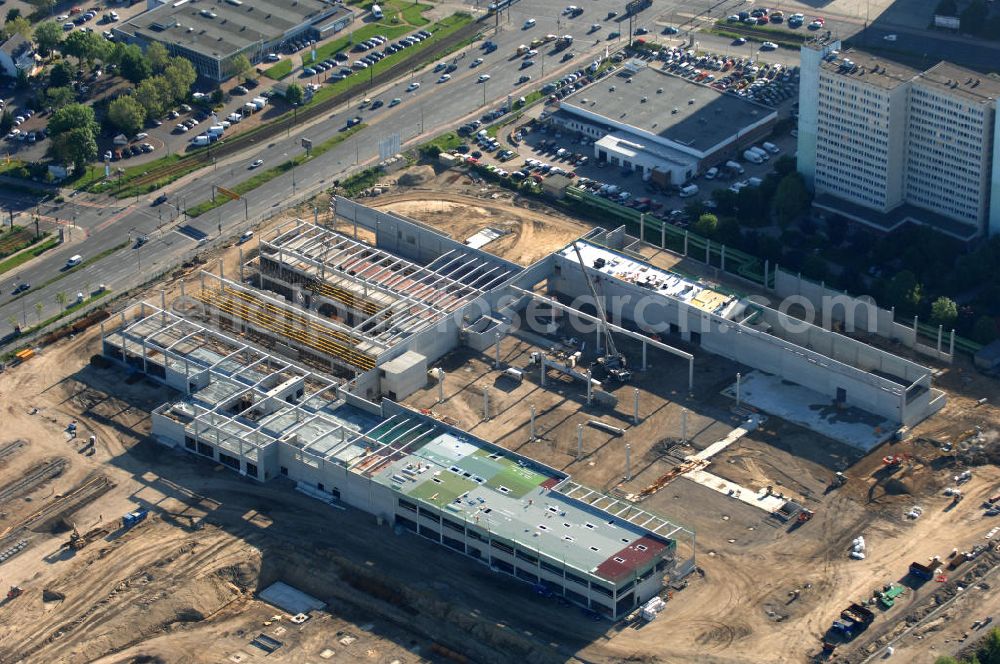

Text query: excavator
(570, 242), (631, 383)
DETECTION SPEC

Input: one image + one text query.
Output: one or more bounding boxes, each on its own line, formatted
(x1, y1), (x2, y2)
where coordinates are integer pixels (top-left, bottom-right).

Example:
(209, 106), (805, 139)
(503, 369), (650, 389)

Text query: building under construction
(99, 197), (948, 619)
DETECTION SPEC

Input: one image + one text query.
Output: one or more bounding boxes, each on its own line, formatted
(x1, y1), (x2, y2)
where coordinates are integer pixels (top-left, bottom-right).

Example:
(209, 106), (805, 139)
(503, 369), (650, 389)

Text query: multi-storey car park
(99, 198), (947, 619)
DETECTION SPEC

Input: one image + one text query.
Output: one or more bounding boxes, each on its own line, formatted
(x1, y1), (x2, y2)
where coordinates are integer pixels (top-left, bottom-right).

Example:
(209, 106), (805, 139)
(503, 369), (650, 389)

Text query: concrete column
(160, 289), (166, 313)
(483, 389), (490, 421)
(184, 359), (190, 395)
(219, 260), (225, 281)
(900, 390), (907, 426)
(625, 443), (632, 481)
(586, 368), (593, 405)
(530, 405), (536, 441)
(596, 326), (602, 354)
(688, 358), (694, 394)
(639, 213), (645, 244)
(200, 272), (205, 289)
(141, 338), (147, 373)
(660, 221), (666, 249)
(120, 312), (126, 362)
(949, 329), (955, 358)
(577, 423), (583, 459)
(913, 315), (919, 335)
(540, 357), (546, 387)
(721, 245), (726, 273)
(633, 388), (640, 424)
(438, 369), (445, 403)
(736, 372), (741, 406)
(239, 248), (245, 282)
(937, 325), (943, 358)
(681, 408), (687, 441)
(764, 260), (769, 289)
(180, 280), (186, 298)
(494, 332), (501, 369)
(684, 231), (689, 256)
(705, 239), (710, 265)
(641, 342), (647, 371)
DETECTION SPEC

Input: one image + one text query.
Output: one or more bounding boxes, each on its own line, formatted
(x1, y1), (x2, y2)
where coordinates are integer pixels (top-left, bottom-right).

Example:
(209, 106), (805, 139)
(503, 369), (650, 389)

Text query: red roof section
(540, 477), (561, 490)
(594, 535), (669, 583)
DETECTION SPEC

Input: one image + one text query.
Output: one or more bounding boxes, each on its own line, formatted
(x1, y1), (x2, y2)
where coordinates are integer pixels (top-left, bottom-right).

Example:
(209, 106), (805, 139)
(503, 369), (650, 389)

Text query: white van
(742, 150), (763, 164)
(191, 135), (210, 147)
(725, 160), (744, 174)
(679, 184), (699, 198)
(762, 141), (780, 154)
(66, 254), (83, 268)
(750, 146), (770, 161)
(747, 176), (763, 187)
(704, 167), (718, 180)
(371, 3), (383, 19)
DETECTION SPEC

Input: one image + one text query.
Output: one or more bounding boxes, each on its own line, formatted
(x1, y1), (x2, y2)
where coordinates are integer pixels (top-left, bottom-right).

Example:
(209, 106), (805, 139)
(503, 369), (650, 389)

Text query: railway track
(0, 472), (115, 546)
(0, 439), (27, 464)
(0, 457), (68, 506)
(125, 18), (483, 191)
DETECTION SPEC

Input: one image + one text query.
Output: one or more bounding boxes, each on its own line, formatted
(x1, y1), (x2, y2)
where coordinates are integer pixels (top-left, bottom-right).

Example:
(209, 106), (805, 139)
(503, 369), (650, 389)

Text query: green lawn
(264, 59), (294, 80)
(0, 236), (58, 277)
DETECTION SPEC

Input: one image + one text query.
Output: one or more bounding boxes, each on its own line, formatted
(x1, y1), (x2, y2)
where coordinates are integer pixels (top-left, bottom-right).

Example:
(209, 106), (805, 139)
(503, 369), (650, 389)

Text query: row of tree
(106, 45), (197, 136)
(936, 626), (1000, 664)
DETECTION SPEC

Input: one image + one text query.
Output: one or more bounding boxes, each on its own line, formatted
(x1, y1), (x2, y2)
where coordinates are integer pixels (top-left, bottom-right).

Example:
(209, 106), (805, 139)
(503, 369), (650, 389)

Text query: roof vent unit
(225, 0), (242, 4)
(640, 96), (647, 103)
(657, 87), (663, 93)
(688, 98), (695, 104)
(672, 107), (678, 114)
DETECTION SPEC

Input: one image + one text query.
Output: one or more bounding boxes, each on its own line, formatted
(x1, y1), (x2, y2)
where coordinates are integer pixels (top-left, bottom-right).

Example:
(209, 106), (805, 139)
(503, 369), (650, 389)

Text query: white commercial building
(798, 38), (1000, 241)
(550, 63), (777, 185)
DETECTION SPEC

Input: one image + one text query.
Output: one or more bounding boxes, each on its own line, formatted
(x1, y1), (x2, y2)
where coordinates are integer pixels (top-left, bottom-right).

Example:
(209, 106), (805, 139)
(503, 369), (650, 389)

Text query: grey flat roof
(917, 62), (1000, 105)
(819, 50), (918, 91)
(560, 66), (774, 153)
(120, 0), (347, 58)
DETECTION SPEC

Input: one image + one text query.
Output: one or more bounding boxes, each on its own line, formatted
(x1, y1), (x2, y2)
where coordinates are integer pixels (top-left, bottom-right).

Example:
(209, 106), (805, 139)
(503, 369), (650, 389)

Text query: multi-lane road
(2, 0), (998, 343)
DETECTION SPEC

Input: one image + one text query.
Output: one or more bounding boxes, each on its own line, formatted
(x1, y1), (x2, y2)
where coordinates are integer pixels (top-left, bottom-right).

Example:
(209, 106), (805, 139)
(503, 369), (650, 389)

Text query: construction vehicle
(908, 561), (935, 581)
(797, 509), (815, 523)
(829, 472), (847, 489)
(831, 603), (875, 639)
(882, 455), (904, 468)
(6, 586), (23, 600)
(64, 508), (149, 551)
(570, 242), (631, 383)
(875, 583), (905, 609)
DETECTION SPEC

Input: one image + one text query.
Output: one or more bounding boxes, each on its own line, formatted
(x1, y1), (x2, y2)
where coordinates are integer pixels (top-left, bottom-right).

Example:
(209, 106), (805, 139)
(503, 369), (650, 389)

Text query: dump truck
(909, 561), (935, 581)
(832, 602), (875, 638)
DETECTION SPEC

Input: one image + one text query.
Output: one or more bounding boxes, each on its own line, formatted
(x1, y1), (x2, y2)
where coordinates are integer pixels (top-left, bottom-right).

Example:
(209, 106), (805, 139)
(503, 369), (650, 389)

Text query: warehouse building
(113, 0), (353, 81)
(798, 38), (1000, 240)
(548, 61), (777, 185)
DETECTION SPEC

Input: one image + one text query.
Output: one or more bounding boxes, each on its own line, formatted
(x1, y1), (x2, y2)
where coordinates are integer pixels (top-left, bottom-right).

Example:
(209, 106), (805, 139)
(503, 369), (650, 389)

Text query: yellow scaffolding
(307, 280), (386, 318)
(194, 287), (376, 372)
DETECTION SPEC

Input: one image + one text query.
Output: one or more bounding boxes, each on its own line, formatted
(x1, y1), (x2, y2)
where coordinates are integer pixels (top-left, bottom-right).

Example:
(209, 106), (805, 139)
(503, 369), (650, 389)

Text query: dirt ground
(1, 179), (999, 664)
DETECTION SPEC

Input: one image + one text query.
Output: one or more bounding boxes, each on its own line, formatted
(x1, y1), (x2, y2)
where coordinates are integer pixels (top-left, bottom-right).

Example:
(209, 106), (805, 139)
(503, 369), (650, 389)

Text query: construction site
(0, 172), (999, 664)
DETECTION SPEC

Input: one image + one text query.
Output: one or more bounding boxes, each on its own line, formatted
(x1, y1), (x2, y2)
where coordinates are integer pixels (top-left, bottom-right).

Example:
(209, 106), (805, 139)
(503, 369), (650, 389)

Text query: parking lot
(450, 44), (799, 225)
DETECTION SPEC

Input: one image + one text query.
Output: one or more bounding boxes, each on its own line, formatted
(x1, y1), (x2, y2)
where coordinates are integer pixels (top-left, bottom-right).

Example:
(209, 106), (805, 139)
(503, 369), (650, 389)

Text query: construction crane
(570, 242), (631, 383)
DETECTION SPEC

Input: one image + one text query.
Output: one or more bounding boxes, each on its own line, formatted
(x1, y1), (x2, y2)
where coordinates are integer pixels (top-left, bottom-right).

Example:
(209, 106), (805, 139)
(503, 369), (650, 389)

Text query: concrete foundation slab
(724, 372), (894, 452)
(680, 470), (788, 513)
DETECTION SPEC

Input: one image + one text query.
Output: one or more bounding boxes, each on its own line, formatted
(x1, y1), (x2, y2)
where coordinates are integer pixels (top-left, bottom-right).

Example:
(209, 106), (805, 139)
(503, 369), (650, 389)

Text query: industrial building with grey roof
(113, 0), (353, 81)
(548, 60), (777, 185)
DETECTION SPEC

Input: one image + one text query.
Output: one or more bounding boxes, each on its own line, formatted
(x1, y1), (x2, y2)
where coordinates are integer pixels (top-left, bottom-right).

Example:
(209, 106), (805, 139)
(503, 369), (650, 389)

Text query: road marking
(92, 205), (135, 234)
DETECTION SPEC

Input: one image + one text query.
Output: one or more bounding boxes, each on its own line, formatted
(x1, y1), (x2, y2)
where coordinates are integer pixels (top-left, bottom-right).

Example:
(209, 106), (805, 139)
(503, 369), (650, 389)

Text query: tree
(883, 270), (922, 314)
(961, 0), (989, 36)
(45, 86), (75, 110)
(973, 315), (998, 344)
(7, 315), (20, 332)
(52, 126), (98, 170)
(55, 291), (68, 310)
(135, 76), (173, 120)
(936, 0), (958, 13)
(107, 95), (147, 136)
(119, 44), (151, 83)
(162, 57), (196, 100)
(34, 302), (43, 324)
(285, 82), (304, 106)
(772, 172), (812, 226)
(62, 30), (108, 68)
(48, 102), (98, 137)
(932, 657), (959, 664)
(772, 154), (796, 178)
(0, 110), (12, 136)
(976, 626), (1000, 663)
(230, 53), (254, 82)
(694, 213), (718, 237)
(711, 188), (738, 216)
(146, 42), (170, 73)
(48, 60), (73, 88)
(3, 15), (32, 40)
(210, 87), (224, 105)
(34, 21), (63, 56)
(930, 296), (958, 327)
